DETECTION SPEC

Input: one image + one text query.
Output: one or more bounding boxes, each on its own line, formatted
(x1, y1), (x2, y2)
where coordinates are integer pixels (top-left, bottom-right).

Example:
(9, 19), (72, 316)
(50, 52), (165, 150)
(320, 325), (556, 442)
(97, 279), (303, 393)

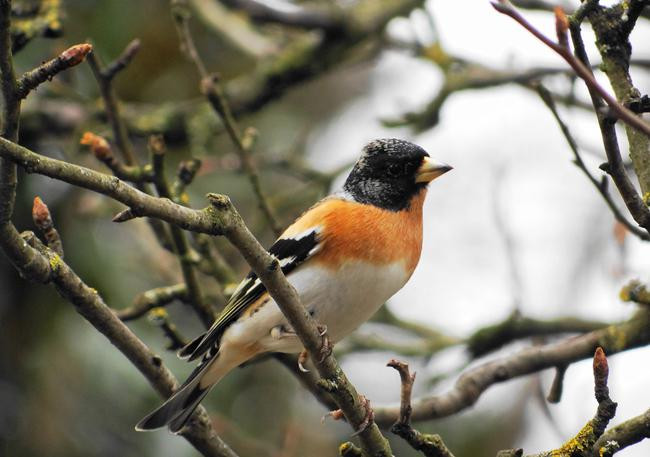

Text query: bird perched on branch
(136, 138), (452, 432)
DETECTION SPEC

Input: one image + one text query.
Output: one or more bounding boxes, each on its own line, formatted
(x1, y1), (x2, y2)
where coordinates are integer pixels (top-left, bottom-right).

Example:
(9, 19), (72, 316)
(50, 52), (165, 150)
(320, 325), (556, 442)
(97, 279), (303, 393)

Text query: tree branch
(0, 136), (393, 456)
(535, 83), (650, 241)
(491, 1), (650, 138)
(388, 359), (457, 457)
(373, 310), (650, 426)
(172, 1), (282, 235)
(24, 229), (238, 457)
(117, 283), (187, 321)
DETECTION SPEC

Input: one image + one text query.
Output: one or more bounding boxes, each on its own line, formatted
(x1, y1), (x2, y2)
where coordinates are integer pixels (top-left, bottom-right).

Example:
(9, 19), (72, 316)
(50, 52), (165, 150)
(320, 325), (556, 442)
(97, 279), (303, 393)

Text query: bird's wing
(179, 227), (322, 362)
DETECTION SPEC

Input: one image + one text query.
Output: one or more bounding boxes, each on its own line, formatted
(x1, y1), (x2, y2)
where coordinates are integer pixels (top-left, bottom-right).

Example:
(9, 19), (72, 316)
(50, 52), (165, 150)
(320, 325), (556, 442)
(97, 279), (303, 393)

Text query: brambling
(136, 138), (452, 432)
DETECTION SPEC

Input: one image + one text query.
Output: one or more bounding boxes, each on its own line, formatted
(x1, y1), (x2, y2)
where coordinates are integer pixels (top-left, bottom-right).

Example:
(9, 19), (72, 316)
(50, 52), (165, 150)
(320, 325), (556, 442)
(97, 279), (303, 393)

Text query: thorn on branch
(32, 196), (63, 257)
(112, 208), (136, 223)
(546, 364), (568, 403)
(17, 43), (92, 99)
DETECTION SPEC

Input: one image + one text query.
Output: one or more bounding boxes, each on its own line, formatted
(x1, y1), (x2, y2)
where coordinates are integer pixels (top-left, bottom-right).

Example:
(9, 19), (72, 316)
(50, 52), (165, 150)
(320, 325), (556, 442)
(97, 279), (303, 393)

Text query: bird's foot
(351, 395), (374, 437)
(298, 349), (310, 373)
(316, 324), (332, 363)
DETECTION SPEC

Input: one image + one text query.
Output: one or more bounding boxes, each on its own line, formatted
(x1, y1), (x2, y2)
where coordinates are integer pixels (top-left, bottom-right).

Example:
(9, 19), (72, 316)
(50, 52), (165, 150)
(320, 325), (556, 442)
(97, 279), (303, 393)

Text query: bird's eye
(386, 163), (402, 177)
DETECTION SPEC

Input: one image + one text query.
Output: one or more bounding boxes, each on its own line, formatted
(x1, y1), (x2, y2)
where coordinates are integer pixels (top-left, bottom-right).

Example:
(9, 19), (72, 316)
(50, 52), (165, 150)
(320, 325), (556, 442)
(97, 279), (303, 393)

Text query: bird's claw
(298, 349), (310, 373)
(316, 324), (332, 363)
(321, 408), (345, 424)
(350, 395), (374, 437)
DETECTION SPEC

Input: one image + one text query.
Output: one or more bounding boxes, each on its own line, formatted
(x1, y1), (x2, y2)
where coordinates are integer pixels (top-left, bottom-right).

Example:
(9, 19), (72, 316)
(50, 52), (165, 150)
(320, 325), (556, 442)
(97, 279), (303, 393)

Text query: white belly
(221, 261), (411, 354)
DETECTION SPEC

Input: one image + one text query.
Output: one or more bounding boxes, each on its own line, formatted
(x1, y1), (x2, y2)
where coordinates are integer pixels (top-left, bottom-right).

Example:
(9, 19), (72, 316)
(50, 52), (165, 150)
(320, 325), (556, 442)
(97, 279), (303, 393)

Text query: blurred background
(1, 0), (649, 456)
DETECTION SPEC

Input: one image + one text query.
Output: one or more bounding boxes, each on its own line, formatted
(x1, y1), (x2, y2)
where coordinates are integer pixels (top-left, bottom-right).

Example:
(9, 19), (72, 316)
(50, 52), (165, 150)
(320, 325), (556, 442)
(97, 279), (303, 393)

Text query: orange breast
(283, 191), (427, 274)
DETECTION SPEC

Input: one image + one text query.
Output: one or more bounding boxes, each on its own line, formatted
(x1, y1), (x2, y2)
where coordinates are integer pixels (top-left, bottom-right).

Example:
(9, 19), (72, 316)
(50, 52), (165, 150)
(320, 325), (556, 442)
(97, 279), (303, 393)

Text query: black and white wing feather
(179, 229), (321, 362)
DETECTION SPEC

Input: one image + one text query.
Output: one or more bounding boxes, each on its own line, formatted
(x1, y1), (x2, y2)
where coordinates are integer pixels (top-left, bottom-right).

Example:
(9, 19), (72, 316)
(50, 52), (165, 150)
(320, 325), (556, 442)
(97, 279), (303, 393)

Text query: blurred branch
(188, 0), (276, 59)
(467, 311), (610, 358)
(172, 0), (282, 235)
(148, 135), (216, 328)
(23, 222), (238, 457)
(101, 38), (141, 81)
(0, 137), (394, 456)
(10, 0), (63, 52)
(511, 0), (650, 21)
(535, 84), (650, 241)
(86, 40), (176, 252)
(374, 309), (650, 426)
(148, 308), (189, 351)
(388, 359), (457, 457)
(87, 45), (138, 165)
(620, 279), (650, 307)
(117, 283), (187, 321)
(384, 53), (593, 130)
(224, 0), (426, 114)
(221, 0), (343, 31)
(0, 4), (236, 451)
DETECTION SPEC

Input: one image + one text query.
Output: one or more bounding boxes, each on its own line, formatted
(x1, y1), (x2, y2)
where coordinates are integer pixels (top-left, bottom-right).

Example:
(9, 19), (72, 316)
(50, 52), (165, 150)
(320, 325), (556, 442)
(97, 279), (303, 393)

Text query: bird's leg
(350, 395), (374, 437)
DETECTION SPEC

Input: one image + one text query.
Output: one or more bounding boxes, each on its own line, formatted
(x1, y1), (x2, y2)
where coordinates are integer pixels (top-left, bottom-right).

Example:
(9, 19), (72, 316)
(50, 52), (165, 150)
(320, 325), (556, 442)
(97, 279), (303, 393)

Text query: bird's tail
(135, 360), (214, 433)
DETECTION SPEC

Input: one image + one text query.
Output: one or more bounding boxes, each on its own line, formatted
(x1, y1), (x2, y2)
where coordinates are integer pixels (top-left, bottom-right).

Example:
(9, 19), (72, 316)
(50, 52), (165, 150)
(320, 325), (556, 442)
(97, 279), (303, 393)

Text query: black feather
(184, 229), (320, 362)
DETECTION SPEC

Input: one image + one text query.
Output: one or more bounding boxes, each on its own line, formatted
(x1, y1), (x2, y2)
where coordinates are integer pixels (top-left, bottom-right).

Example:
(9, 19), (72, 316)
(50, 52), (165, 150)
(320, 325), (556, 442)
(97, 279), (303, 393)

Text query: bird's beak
(415, 157), (453, 183)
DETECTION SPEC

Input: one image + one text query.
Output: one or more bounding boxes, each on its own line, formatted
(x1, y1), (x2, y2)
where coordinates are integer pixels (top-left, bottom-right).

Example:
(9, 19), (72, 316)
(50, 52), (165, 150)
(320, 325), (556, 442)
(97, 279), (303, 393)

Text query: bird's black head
(343, 138), (452, 211)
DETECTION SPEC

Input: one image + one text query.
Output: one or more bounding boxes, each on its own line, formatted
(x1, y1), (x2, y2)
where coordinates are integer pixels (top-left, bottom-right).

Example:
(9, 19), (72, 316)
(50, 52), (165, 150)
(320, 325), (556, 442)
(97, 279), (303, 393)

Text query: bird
(135, 138), (452, 433)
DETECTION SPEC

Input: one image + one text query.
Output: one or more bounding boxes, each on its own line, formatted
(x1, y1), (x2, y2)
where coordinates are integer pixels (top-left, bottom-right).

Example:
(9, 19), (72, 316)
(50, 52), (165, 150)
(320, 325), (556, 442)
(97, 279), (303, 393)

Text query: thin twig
(16, 43), (92, 98)
(148, 307), (189, 350)
(117, 283), (187, 321)
(101, 38), (141, 81)
(566, 10), (650, 236)
(80, 132), (153, 182)
(387, 359), (457, 457)
(148, 135), (216, 328)
(535, 84), (649, 240)
(491, 1), (650, 137)
(171, 1), (282, 235)
(86, 48), (137, 165)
